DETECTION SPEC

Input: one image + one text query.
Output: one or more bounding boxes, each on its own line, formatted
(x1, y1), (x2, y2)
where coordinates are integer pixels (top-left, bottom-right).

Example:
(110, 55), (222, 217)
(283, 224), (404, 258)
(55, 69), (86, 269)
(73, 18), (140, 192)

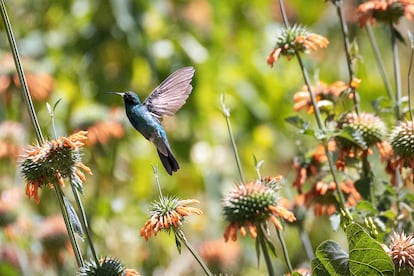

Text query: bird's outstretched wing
(143, 66), (195, 121)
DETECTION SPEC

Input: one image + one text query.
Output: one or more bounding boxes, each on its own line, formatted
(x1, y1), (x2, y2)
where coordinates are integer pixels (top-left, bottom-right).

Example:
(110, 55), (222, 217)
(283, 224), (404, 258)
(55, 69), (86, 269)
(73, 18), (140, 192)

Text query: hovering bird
(109, 66), (195, 175)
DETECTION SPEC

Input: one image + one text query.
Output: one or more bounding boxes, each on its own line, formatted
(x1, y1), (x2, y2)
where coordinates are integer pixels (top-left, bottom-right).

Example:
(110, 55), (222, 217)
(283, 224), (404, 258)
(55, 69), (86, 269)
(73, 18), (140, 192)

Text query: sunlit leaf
(314, 240), (350, 276)
(347, 223), (394, 275)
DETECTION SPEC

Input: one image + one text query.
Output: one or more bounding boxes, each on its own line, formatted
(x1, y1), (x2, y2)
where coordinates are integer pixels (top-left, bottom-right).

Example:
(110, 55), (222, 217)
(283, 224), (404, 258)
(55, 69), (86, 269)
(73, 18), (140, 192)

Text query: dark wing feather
(143, 66), (195, 121)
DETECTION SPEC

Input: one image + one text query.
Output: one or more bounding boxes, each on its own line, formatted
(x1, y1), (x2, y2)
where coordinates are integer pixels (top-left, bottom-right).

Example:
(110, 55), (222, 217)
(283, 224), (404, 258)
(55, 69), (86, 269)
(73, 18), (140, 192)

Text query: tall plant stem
(407, 32), (413, 121)
(221, 94), (245, 184)
(54, 182), (84, 267)
(70, 178), (99, 265)
(258, 228), (275, 276)
(365, 23), (394, 102)
(0, 1), (86, 267)
(0, 0), (44, 144)
(334, 0), (360, 114)
(391, 24), (402, 121)
(278, 0), (346, 209)
(276, 227), (293, 274)
(174, 229), (212, 276)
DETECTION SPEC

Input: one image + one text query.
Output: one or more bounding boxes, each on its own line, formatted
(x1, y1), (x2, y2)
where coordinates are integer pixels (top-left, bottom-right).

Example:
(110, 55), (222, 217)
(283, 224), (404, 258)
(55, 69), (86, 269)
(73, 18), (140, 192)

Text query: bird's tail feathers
(157, 147), (179, 175)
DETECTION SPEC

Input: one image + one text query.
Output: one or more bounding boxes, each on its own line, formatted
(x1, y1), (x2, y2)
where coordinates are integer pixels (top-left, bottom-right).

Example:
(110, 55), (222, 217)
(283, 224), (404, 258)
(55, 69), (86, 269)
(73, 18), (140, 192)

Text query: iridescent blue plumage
(110, 67), (195, 175)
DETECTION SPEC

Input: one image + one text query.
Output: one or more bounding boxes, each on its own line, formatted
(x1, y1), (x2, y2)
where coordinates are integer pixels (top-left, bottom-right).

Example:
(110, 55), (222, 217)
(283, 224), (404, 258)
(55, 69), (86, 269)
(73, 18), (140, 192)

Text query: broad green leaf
(347, 223), (394, 276)
(311, 257), (332, 276)
(314, 240), (350, 276)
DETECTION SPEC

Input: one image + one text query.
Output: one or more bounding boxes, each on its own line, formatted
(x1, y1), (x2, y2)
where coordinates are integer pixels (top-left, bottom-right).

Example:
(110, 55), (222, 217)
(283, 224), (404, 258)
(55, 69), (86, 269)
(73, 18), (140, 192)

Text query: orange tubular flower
(223, 177), (296, 241)
(293, 81), (349, 114)
(267, 24), (329, 67)
(357, 0), (414, 27)
(20, 131), (92, 203)
(140, 197), (202, 241)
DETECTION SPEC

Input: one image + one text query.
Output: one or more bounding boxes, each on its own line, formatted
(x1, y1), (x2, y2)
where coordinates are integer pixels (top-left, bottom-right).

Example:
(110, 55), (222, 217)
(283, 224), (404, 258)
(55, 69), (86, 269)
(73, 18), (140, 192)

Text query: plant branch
(391, 24), (402, 121)
(365, 23), (394, 102)
(258, 227), (275, 276)
(0, 0), (44, 144)
(334, 0), (360, 114)
(174, 229), (212, 276)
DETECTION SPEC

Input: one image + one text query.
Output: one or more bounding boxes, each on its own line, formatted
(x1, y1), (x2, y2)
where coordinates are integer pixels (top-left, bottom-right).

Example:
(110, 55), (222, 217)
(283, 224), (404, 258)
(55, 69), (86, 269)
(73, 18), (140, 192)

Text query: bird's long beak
(107, 92), (125, 97)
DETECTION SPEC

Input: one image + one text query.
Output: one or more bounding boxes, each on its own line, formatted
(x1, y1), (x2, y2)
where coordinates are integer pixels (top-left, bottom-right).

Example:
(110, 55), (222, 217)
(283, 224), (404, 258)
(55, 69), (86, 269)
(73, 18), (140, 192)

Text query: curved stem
(407, 32), (413, 121)
(0, 0), (44, 144)
(70, 177), (99, 265)
(258, 228), (275, 276)
(299, 224), (315, 260)
(391, 24), (402, 121)
(276, 227), (293, 274)
(278, 0), (289, 28)
(278, 0), (346, 209)
(334, 1), (360, 114)
(365, 23), (394, 102)
(174, 229), (212, 276)
(221, 94), (245, 184)
(54, 182), (84, 267)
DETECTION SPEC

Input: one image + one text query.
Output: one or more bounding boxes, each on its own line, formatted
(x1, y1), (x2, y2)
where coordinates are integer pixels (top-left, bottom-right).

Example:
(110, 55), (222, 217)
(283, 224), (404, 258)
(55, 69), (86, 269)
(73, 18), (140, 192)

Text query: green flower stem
(365, 23), (394, 102)
(275, 227), (293, 274)
(390, 23), (402, 121)
(0, 2), (86, 267)
(54, 182), (84, 267)
(278, 0), (289, 28)
(407, 33), (413, 121)
(334, 1), (360, 114)
(299, 224), (315, 260)
(221, 94), (245, 184)
(278, 0), (346, 209)
(258, 227), (275, 276)
(0, 0), (44, 144)
(70, 177), (99, 266)
(174, 229), (212, 276)
(361, 152), (375, 205)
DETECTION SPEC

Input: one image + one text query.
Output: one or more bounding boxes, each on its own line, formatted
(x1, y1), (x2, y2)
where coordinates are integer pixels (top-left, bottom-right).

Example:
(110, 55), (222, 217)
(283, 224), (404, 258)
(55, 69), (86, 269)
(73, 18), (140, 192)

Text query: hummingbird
(109, 66), (195, 175)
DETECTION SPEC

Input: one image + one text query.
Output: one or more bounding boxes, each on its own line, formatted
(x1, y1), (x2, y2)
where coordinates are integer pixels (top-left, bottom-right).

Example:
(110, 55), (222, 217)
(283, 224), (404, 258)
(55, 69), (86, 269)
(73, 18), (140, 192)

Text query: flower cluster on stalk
(383, 231), (414, 272)
(222, 177), (296, 241)
(20, 131), (92, 203)
(140, 197), (203, 241)
(267, 25), (329, 67)
(357, 0), (414, 27)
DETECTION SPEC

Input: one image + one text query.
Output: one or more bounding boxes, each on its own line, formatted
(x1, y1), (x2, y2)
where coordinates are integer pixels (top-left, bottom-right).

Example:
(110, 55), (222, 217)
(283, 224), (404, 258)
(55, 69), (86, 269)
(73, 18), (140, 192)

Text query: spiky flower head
(77, 257), (141, 276)
(338, 112), (387, 150)
(267, 24), (329, 67)
(223, 178), (296, 241)
(140, 197), (203, 241)
(389, 120), (414, 167)
(20, 131), (92, 203)
(358, 0), (414, 27)
(383, 232), (414, 272)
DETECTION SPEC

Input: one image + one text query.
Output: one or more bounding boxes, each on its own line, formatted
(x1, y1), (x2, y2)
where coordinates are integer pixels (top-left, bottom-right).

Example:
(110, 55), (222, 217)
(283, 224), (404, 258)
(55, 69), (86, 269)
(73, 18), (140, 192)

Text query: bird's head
(108, 91), (141, 106)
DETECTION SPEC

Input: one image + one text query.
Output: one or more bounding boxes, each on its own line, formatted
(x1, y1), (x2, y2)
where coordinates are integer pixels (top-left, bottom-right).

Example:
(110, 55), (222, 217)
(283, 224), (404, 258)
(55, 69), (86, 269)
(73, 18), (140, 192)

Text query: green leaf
(314, 240), (350, 276)
(63, 196), (84, 239)
(174, 234), (182, 254)
(355, 200), (377, 214)
(255, 234), (260, 266)
(285, 116), (313, 135)
(311, 257), (332, 276)
(347, 223), (394, 275)
(265, 236), (277, 258)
